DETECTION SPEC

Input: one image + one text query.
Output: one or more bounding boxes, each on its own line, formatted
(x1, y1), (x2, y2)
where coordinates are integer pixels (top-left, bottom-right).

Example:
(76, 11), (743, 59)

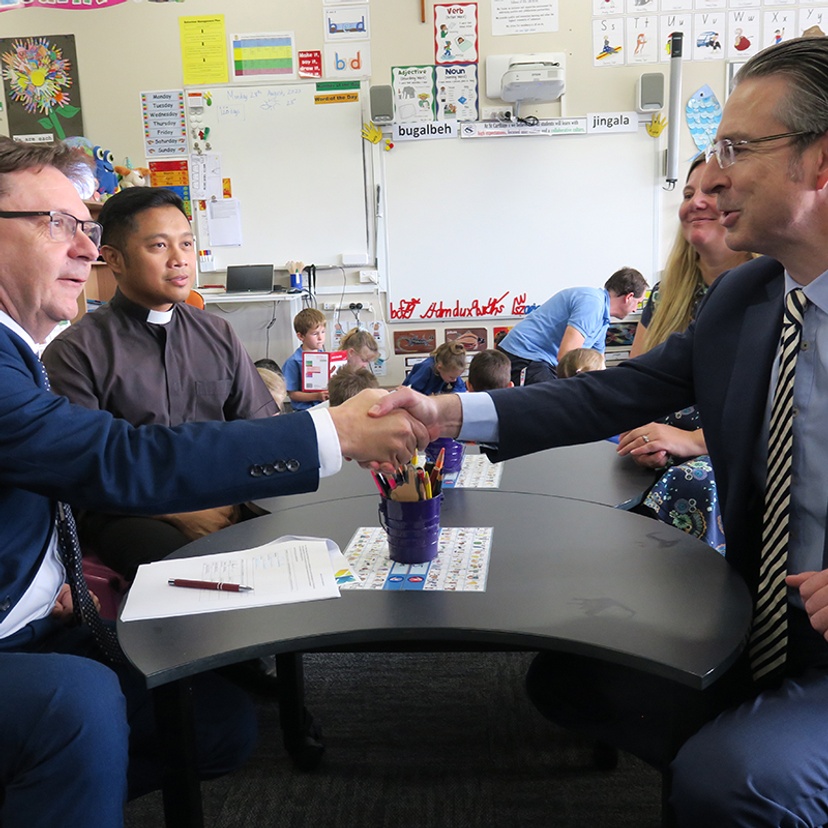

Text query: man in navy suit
(375, 37), (828, 827)
(0, 137), (426, 826)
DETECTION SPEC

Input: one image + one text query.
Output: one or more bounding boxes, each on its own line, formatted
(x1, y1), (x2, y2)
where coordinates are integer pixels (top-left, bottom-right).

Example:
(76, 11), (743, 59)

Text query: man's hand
(50, 583), (74, 622)
(51, 583), (101, 623)
(367, 386), (463, 444)
(787, 570), (828, 640)
(153, 505), (239, 541)
(329, 388), (430, 470)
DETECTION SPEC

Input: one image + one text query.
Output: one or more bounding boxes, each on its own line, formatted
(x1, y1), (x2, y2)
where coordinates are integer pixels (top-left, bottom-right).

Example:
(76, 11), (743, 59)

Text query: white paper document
(120, 537), (340, 621)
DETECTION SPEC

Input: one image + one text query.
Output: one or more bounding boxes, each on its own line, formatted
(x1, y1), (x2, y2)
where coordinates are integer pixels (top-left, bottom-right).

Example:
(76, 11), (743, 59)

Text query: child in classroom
(283, 307), (328, 411)
(402, 341), (467, 395)
(556, 347), (606, 379)
(340, 327), (379, 370)
(254, 364), (287, 413)
(467, 348), (513, 392)
(328, 366), (380, 407)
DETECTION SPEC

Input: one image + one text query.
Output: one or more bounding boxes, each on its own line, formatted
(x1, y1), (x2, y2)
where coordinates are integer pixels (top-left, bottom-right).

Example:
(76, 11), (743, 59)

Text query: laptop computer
(225, 264), (274, 295)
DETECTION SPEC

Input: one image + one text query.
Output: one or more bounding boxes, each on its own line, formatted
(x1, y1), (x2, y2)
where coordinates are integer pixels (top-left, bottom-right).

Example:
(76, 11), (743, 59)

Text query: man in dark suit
(374, 37), (828, 827)
(0, 137), (425, 826)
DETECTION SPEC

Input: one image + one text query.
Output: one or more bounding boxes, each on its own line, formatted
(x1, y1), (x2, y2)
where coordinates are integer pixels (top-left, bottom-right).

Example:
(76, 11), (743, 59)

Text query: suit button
(286, 459), (300, 473)
(274, 460), (287, 473)
(0, 597), (10, 613)
(261, 464), (275, 476)
(249, 464), (264, 477)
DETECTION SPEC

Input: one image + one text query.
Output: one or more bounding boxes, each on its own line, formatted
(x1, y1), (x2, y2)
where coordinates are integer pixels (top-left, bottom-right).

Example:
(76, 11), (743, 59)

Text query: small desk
(256, 440), (657, 514)
(118, 492), (750, 828)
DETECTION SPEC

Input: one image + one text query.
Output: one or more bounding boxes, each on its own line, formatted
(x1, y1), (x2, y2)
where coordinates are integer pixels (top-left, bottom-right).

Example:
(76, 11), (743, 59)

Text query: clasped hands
(617, 422), (707, 469)
(329, 387), (460, 471)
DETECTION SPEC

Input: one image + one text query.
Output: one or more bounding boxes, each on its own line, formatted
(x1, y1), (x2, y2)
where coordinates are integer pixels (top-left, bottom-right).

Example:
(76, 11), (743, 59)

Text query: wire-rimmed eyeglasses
(704, 131), (818, 169)
(0, 210), (103, 248)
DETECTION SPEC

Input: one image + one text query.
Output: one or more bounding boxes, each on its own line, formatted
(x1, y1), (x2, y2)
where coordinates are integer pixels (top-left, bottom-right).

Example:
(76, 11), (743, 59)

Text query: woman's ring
(642, 434), (650, 443)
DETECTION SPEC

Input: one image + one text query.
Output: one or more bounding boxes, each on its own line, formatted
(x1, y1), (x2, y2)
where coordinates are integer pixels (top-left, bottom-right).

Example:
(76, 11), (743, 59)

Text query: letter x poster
(0, 34), (85, 141)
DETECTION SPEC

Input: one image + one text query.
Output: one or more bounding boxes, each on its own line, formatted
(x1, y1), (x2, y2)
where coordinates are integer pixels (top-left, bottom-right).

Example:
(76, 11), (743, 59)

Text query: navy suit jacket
(0, 325), (320, 631)
(488, 256), (789, 597)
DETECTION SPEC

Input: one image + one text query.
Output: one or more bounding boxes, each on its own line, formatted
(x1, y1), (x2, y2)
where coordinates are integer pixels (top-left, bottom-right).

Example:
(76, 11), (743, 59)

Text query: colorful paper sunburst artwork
(1, 37), (79, 139)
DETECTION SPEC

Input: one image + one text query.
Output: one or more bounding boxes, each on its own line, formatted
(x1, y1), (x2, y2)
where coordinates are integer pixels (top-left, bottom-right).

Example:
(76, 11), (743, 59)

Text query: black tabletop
(118, 490), (750, 691)
(255, 440), (657, 515)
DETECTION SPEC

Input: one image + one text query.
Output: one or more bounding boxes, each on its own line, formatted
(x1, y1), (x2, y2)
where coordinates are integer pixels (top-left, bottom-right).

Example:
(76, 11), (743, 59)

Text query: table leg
(152, 679), (204, 828)
(275, 652), (325, 770)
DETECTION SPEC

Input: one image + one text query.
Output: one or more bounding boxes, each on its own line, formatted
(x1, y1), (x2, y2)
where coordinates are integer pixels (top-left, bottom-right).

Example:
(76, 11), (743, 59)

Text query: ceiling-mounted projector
(500, 57), (565, 103)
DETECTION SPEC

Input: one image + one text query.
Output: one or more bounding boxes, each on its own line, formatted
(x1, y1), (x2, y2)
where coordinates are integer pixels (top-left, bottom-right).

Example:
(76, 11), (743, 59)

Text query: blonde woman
(619, 155), (754, 551)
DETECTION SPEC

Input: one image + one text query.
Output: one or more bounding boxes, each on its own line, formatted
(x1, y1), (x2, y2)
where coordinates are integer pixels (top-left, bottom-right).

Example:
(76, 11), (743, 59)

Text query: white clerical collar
(0, 310), (38, 353)
(146, 307), (174, 325)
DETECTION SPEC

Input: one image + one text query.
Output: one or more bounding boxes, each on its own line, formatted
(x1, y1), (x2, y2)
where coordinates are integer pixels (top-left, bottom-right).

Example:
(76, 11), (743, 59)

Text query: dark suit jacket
(0, 325), (320, 634)
(488, 256), (787, 597)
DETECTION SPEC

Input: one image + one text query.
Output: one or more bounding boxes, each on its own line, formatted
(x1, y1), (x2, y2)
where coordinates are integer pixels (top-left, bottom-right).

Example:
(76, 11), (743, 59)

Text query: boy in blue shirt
(283, 307), (328, 410)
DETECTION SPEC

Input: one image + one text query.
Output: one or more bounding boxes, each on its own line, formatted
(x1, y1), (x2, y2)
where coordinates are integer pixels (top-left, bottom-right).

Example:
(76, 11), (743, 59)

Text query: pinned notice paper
(206, 197), (242, 247)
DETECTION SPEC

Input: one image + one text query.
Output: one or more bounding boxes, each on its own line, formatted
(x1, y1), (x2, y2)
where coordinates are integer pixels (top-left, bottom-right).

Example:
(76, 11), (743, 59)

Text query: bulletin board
(184, 80), (371, 270)
(382, 129), (660, 321)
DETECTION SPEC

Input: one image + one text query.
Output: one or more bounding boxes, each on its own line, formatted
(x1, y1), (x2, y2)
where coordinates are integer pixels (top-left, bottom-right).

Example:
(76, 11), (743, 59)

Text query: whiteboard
(185, 81), (371, 270)
(382, 130), (660, 321)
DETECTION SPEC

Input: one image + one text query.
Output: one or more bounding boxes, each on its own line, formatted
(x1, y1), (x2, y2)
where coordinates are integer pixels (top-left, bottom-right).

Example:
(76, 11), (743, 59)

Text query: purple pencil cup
(378, 496), (442, 564)
(425, 437), (465, 475)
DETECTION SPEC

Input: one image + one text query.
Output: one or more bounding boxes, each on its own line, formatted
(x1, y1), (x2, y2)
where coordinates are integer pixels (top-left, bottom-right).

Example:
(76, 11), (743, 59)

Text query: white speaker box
(637, 72), (664, 113)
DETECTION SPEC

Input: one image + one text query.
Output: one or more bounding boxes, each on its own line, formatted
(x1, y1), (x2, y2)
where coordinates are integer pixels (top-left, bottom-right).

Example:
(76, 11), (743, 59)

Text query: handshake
(327, 387), (463, 470)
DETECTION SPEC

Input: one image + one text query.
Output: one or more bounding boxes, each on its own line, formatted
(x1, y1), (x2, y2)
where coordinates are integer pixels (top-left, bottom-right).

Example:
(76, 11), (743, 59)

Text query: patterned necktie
(38, 356), (124, 663)
(55, 503), (124, 662)
(749, 287), (808, 683)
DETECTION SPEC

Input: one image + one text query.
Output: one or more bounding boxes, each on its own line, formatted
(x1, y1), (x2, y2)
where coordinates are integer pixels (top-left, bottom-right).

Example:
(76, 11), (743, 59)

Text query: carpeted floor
(124, 652), (663, 827)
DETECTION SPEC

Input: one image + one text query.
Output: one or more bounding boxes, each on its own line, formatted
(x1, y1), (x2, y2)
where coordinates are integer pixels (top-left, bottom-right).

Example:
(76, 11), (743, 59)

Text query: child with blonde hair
(403, 341), (467, 395)
(556, 347), (606, 379)
(340, 327), (379, 370)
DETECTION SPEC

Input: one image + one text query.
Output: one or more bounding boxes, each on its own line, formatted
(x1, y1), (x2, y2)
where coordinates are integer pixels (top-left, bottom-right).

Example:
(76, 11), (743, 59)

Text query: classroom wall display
(0, 34), (84, 141)
(382, 129), (657, 321)
(182, 79), (370, 270)
(445, 327), (488, 351)
(592, 2), (828, 67)
(0, 0), (128, 10)
(393, 329), (437, 355)
(324, 4), (370, 42)
(231, 32), (297, 81)
(435, 3), (479, 65)
(392, 66), (436, 123)
(435, 64), (479, 120)
(491, 0), (559, 36)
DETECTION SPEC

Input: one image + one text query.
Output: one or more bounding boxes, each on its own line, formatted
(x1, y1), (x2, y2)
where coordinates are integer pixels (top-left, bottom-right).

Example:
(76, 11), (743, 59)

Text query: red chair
(81, 554), (130, 621)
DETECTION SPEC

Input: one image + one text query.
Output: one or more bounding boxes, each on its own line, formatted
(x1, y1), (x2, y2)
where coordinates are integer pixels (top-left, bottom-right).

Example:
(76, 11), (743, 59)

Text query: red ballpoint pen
(168, 579), (253, 592)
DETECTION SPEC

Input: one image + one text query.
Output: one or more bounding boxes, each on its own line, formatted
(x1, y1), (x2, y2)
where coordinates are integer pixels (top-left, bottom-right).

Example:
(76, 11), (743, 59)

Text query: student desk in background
(255, 440), (658, 514)
(117, 490), (750, 828)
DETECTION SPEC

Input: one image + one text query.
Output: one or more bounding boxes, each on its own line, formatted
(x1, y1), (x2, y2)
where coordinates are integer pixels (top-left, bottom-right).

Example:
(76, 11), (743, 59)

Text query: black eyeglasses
(0, 210), (103, 248)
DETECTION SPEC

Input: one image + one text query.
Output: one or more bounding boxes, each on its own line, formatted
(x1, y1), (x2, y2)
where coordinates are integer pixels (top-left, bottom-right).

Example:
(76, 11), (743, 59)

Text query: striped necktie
(749, 287), (807, 684)
(38, 356), (124, 663)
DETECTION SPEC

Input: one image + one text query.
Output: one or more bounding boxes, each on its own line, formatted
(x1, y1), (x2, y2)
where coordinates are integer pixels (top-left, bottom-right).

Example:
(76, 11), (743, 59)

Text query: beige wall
(0, 1), (728, 380)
